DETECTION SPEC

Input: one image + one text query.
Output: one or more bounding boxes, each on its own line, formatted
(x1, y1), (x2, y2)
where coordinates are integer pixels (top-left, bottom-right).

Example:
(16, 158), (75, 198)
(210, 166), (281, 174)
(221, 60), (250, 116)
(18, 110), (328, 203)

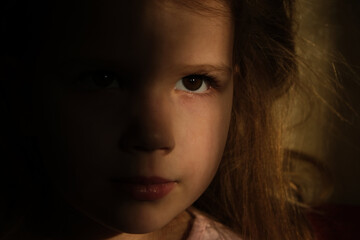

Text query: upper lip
(112, 176), (176, 184)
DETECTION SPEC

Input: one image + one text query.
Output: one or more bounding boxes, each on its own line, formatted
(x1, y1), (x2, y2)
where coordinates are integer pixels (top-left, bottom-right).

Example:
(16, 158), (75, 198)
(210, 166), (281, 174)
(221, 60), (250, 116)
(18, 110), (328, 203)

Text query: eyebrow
(60, 57), (126, 69)
(175, 64), (232, 75)
(61, 58), (232, 77)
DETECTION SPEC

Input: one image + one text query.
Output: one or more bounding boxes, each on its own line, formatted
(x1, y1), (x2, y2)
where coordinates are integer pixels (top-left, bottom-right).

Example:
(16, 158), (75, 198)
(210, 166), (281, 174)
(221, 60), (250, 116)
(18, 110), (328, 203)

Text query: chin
(116, 220), (166, 234)
(97, 206), (175, 235)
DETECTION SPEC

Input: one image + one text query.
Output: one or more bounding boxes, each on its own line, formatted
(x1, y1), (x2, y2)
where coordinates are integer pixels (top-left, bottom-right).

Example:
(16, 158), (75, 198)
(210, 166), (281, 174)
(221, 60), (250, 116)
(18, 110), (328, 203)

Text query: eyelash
(73, 70), (221, 97)
(179, 73), (221, 97)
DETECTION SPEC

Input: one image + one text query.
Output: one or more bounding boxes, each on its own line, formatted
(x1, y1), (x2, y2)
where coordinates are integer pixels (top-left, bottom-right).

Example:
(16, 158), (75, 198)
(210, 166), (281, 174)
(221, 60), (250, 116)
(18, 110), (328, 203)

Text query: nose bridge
(132, 80), (170, 121)
(119, 81), (175, 154)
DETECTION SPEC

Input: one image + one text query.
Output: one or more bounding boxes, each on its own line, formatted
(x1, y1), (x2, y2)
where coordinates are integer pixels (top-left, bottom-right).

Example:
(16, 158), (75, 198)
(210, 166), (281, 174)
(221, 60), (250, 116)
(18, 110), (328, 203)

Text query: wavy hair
(193, 0), (314, 239)
(0, 0), (314, 239)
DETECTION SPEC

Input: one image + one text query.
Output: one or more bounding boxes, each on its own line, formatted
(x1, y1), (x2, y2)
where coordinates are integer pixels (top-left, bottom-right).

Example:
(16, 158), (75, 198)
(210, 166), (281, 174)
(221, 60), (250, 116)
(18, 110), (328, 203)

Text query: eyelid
(175, 72), (222, 97)
(187, 72), (223, 89)
(73, 69), (123, 91)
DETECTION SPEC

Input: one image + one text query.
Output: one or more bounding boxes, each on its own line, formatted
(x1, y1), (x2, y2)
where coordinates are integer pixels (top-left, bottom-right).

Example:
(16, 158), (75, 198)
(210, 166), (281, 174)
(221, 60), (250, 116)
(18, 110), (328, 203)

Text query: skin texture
(28, 0), (234, 239)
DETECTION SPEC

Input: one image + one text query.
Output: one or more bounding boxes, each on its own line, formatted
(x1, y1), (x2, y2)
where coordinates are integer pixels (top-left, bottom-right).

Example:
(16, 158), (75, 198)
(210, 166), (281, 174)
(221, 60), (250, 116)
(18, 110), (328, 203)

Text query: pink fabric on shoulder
(186, 207), (243, 240)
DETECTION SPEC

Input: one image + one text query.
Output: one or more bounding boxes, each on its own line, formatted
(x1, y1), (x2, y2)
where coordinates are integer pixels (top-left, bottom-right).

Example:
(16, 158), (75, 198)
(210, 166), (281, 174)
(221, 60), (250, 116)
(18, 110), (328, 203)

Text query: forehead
(48, 1), (230, 33)
(35, 0), (233, 73)
(44, 0), (231, 27)
(39, 0), (231, 41)
(159, 0), (231, 16)
(50, 0), (231, 16)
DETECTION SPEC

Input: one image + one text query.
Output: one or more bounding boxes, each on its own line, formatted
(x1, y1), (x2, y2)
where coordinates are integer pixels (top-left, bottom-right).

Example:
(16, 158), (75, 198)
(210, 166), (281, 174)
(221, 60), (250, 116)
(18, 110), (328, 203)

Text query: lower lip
(116, 182), (176, 201)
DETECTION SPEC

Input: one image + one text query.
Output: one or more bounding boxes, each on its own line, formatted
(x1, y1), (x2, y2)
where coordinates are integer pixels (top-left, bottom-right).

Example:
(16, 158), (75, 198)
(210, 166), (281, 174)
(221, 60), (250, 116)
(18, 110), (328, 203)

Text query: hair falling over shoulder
(193, 0), (315, 239)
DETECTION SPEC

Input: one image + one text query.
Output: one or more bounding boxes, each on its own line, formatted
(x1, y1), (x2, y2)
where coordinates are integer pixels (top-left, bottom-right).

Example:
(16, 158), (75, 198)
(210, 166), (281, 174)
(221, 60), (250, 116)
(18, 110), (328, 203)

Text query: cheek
(175, 94), (232, 192)
(38, 91), (123, 196)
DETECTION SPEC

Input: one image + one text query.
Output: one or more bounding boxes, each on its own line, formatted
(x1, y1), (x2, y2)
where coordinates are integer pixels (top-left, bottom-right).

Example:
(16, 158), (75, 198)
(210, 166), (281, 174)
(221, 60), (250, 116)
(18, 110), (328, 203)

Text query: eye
(175, 74), (215, 93)
(75, 70), (122, 90)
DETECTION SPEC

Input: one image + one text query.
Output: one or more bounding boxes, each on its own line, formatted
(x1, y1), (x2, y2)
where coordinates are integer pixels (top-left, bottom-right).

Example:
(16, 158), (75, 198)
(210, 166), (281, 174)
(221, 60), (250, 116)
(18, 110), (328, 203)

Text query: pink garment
(186, 208), (243, 240)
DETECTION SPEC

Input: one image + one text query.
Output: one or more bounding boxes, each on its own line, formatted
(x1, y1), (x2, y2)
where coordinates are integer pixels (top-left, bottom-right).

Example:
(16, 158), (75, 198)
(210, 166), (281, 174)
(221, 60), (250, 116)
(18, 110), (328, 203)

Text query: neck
(20, 195), (194, 240)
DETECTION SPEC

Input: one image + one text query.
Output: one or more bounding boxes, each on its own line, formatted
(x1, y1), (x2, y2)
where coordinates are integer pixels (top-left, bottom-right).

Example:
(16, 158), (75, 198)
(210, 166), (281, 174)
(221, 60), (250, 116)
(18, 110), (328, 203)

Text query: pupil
(93, 71), (115, 87)
(183, 77), (202, 91)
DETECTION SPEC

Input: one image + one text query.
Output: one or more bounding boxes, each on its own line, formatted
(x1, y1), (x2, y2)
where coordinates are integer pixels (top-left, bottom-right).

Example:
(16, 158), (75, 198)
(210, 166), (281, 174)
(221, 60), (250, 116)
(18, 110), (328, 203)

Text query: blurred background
(289, 0), (360, 205)
(283, 0), (360, 238)
(326, 0), (360, 205)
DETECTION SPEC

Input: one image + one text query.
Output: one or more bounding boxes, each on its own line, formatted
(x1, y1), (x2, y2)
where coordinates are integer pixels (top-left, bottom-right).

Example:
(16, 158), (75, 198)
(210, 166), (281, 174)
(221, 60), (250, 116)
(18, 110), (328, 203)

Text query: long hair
(0, 0), (314, 239)
(194, 0), (314, 239)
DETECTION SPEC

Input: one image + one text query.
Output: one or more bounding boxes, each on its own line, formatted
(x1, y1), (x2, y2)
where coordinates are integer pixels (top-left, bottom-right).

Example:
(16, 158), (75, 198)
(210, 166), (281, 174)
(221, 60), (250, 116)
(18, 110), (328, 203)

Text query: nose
(118, 85), (175, 155)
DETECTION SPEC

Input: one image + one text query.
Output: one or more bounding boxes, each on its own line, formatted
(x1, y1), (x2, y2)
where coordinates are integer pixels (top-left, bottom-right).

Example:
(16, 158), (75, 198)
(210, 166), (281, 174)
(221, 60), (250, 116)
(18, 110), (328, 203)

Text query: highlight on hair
(0, 0), (319, 239)
(192, 0), (314, 239)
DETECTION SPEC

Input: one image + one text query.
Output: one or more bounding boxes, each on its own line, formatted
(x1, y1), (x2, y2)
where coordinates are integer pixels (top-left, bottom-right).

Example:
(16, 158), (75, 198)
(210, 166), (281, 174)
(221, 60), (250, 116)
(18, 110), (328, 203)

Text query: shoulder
(185, 207), (243, 240)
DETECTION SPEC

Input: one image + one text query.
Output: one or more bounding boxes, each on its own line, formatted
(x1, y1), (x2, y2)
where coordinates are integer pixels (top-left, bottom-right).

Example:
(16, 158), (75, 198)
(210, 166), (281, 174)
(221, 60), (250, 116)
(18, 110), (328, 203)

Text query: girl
(0, 0), (313, 239)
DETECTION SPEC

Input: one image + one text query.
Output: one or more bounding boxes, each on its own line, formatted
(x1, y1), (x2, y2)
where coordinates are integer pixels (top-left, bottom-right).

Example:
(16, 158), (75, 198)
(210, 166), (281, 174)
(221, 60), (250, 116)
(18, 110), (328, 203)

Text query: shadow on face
(11, 0), (234, 238)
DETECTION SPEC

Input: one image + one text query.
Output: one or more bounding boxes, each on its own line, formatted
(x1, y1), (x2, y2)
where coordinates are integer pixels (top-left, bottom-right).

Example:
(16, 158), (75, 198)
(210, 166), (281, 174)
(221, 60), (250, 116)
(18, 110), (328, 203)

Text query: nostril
(133, 145), (153, 152)
(133, 142), (173, 153)
(119, 133), (175, 154)
(118, 117), (175, 155)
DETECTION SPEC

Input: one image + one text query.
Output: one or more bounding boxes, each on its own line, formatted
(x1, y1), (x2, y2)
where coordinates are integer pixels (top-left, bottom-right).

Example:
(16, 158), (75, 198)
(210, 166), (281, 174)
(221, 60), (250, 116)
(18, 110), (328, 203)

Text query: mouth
(114, 176), (177, 184)
(111, 176), (177, 201)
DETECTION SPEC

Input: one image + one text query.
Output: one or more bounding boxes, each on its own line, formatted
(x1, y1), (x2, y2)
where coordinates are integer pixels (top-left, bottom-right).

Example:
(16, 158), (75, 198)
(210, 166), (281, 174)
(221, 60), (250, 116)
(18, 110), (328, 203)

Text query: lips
(117, 176), (176, 184)
(111, 176), (177, 201)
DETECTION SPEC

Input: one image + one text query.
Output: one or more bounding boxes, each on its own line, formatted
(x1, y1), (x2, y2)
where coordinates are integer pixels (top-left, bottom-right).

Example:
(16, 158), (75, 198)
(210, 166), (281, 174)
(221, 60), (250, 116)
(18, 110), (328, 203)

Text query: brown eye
(182, 76), (203, 91)
(175, 74), (213, 93)
(76, 70), (121, 90)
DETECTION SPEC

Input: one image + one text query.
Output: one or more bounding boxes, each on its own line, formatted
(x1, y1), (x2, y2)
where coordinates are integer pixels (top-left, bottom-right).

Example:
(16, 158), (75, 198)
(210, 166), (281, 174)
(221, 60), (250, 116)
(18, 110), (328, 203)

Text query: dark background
(294, 0), (360, 205)
(330, 0), (360, 205)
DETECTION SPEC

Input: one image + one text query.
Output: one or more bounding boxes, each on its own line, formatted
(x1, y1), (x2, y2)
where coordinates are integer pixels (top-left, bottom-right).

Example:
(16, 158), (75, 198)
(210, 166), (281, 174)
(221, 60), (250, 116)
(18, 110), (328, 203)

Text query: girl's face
(33, 0), (233, 235)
